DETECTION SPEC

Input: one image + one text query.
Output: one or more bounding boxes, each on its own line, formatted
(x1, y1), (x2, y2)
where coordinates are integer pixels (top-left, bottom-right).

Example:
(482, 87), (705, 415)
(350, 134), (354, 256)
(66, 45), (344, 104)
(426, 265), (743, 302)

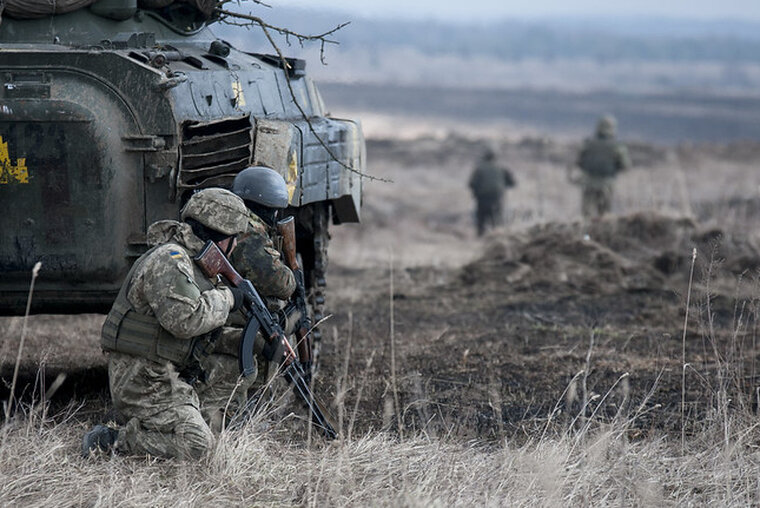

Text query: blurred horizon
(222, 5), (760, 39)
(215, 5), (760, 143)
(268, 1), (760, 24)
(216, 7), (760, 94)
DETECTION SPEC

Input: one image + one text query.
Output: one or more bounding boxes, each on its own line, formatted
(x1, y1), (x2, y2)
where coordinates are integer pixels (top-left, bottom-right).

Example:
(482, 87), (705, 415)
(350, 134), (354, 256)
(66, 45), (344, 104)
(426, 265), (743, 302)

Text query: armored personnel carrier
(0, 0), (364, 331)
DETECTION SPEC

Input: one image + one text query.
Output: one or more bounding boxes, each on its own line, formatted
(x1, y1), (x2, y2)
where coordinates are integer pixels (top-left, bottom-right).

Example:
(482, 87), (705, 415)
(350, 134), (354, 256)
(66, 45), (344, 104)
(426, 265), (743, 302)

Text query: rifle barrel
(285, 364), (337, 439)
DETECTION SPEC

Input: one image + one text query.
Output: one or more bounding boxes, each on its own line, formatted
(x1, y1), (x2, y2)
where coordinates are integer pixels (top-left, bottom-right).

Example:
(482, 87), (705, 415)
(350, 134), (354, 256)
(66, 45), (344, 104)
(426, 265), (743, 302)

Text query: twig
(216, 9), (346, 46)
(44, 372), (67, 402)
(575, 373), (630, 443)
(581, 328), (595, 426)
(681, 247), (697, 452)
(222, 374), (248, 430)
(217, 7), (390, 183)
(337, 311), (353, 439)
(5, 262), (41, 421)
(348, 350), (375, 441)
(540, 369), (585, 442)
(218, 0), (271, 8)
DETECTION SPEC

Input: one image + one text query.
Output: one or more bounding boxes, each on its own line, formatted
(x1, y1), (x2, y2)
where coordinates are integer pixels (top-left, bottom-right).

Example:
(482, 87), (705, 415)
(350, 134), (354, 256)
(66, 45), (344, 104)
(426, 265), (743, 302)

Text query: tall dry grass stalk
(5, 261), (41, 422)
(389, 248), (403, 440)
(681, 248), (697, 451)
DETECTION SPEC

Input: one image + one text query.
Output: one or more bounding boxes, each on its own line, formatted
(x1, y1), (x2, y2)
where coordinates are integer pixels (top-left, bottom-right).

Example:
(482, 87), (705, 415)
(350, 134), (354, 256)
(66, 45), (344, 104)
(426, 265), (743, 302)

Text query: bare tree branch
(215, 6), (389, 183)
(216, 9), (347, 46)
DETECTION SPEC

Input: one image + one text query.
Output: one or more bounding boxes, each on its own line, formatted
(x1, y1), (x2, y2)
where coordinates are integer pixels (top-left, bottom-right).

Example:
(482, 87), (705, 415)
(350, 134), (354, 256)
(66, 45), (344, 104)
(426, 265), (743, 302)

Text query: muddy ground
(316, 133), (760, 441)
(3, 131), (760, 442)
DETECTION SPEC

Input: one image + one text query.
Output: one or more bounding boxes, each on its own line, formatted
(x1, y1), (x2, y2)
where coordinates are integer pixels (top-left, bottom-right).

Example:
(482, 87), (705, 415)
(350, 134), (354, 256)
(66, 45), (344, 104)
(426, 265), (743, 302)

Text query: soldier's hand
(228, 287), (253, 312)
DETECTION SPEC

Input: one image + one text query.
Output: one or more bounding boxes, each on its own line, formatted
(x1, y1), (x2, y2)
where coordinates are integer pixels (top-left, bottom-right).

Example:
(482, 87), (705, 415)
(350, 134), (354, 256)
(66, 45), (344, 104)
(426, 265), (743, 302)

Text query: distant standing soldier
(468, 149), (516, 236)
(575, 115), (631, 219)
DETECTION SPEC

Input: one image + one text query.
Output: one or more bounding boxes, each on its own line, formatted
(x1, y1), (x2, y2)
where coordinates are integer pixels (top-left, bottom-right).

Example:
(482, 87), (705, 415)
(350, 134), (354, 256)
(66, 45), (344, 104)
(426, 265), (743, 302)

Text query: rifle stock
(194, 241), (246, 287)
(277, 215), (300, 271)
(277, 216), (312, 366)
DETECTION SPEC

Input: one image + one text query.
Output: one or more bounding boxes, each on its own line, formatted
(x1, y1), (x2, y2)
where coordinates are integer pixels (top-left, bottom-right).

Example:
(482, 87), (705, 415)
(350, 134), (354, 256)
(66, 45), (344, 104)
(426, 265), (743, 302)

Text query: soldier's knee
(178, 421), (215, 459)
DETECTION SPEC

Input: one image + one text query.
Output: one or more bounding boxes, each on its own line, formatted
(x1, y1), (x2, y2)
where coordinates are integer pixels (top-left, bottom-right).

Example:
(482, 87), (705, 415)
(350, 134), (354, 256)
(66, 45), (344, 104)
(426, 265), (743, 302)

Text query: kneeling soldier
(82, 188), (250, 459)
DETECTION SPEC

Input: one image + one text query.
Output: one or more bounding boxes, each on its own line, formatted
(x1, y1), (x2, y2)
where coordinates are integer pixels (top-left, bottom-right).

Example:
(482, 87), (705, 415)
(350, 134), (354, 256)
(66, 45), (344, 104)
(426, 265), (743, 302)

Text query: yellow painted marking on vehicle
(232, 80), (246, 108)
(0, 136), (29, 184)
(287, 149), (298, 203)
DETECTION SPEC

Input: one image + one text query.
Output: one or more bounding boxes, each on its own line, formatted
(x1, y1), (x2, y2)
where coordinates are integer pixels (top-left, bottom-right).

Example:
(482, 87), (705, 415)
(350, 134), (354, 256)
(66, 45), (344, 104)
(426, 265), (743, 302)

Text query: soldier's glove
(179, 361), (207, 386)
(228, 287), (253, 312)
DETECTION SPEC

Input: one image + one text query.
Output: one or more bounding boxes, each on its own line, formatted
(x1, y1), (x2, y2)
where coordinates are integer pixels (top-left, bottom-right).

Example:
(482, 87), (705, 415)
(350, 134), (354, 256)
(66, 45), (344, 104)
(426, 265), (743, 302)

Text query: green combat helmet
(481, 148), (496, 162)
(596, 115), (618, 139)
(180, 188), (249, 237)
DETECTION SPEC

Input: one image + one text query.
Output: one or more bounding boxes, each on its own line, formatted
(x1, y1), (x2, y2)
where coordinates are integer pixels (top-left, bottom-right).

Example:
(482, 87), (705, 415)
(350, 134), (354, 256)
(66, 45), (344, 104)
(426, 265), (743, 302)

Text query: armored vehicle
(0, 0), (364, 331)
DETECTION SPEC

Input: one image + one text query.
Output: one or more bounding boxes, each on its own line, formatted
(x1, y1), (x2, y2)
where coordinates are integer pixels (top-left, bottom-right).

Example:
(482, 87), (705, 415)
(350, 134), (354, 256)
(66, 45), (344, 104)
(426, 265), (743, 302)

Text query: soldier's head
(482, 148), (496, 162)
(596, 115), (617, 139)
(181, 188), (249, 254)
(232, 166), (289, 227)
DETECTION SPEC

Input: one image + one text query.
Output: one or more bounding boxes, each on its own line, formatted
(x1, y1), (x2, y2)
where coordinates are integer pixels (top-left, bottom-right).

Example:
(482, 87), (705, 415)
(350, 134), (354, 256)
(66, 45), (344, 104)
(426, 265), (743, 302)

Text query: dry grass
(4, 128), (760, 505)
(2, 399), (760, 506)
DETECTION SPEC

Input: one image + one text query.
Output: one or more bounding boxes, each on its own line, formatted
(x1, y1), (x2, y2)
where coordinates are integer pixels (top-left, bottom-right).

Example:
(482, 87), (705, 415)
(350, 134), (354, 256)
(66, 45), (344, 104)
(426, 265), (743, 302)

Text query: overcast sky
(275, 0), (760, 22)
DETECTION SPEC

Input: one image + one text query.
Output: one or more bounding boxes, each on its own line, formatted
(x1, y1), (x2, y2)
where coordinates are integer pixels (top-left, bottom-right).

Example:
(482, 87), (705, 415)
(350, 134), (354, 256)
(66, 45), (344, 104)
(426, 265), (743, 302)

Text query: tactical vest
(101, 246), (216, 367)
(578, 138), (621, 178)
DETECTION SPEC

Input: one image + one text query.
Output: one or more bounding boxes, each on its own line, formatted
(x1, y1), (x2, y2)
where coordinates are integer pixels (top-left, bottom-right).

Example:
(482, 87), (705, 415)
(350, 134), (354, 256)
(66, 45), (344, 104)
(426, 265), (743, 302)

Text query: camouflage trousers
(581, 179), (614, 219)
(475, 194), (504, 236)
(108, 329), (257, 459)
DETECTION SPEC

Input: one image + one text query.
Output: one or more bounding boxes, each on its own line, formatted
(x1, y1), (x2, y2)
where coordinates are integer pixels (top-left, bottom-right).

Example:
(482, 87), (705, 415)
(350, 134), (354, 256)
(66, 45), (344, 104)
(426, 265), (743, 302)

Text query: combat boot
(81, 424), (118, 457)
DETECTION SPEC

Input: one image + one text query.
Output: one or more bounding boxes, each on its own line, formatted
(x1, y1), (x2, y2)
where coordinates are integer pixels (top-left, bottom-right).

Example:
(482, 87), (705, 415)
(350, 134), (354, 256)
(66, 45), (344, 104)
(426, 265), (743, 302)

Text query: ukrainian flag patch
(169, 251), (183, 259)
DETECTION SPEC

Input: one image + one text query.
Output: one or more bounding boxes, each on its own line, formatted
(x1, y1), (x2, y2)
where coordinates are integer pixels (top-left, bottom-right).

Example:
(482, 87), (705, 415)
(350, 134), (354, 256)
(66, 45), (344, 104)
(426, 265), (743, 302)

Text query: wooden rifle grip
(277, 216), (299, 271)
(194, 241), (246, 287)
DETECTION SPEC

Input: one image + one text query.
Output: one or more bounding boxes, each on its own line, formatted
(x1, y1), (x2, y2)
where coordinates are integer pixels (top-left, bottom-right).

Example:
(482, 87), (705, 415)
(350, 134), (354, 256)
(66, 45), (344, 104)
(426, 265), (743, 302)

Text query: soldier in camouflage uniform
(230, 167), (295, 302)
(190, 168), (297, 433)
(468, 149), (516, 236)
(82, 188), (251, 459)
(229, 166), (297, 384)
(576, 115), (631, 219)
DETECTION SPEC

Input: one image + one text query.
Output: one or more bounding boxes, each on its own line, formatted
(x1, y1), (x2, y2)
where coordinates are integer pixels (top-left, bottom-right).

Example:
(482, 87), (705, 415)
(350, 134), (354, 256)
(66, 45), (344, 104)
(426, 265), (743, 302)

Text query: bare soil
(321, 210), (760, 441)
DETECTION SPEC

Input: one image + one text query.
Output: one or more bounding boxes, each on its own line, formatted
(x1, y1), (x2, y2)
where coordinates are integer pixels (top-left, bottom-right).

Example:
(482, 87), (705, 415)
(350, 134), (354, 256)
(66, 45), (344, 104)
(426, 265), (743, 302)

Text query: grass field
(3, 110), (760, 505)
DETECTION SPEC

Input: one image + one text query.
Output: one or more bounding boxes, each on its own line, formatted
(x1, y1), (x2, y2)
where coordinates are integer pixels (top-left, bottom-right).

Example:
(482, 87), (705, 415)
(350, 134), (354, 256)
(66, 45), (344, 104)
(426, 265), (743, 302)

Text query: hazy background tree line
(218, 8), (760, 96)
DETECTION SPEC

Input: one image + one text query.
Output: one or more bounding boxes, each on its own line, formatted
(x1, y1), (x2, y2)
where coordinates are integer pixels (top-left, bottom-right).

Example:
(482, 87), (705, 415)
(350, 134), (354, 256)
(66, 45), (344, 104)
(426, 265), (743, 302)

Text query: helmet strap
(244, 201), (279, 228)
(223, 235), (237, 257)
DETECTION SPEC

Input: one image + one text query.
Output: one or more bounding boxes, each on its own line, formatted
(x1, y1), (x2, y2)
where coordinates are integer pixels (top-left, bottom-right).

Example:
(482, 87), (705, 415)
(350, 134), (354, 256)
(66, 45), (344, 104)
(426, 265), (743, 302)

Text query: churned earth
(321, 210), (760, 441)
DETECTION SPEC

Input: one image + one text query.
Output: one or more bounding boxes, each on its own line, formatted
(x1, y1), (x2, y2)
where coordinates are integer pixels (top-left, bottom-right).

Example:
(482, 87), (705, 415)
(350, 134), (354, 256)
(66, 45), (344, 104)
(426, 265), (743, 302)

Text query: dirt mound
(460, 212), (760, 295)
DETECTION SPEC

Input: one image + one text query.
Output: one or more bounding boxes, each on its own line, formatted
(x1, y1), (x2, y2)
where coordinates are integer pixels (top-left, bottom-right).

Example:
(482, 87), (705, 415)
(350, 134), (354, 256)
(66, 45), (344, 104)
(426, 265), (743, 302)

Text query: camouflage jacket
(124, 220), (234, 339)
(577, 136), (631, 180)
(229, 212), (296, 301)
(469, 162), (515, 198)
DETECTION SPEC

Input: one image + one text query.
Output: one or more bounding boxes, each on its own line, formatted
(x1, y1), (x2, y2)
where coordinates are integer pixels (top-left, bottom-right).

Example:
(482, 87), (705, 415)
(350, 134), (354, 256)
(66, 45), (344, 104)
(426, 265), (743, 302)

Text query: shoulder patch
(169, 251), (183, 259)
(173, 262), (202, 301)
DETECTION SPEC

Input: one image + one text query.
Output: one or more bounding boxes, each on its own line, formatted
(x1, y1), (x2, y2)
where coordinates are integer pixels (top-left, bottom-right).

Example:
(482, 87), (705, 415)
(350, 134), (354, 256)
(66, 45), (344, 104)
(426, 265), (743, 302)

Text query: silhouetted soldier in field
(469, 149), (516, 236)
(575, 115), (631, 219)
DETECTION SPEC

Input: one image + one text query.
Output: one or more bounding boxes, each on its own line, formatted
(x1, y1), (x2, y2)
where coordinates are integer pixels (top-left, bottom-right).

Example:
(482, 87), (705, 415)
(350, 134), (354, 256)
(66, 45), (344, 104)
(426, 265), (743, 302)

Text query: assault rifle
(276, 216), (313, 383)
(194, 240), (337, 440)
